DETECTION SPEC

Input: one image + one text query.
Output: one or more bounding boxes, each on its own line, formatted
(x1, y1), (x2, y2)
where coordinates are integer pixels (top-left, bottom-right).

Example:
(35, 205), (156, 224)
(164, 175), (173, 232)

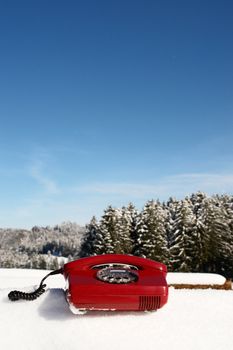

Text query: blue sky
(0, 0), (233, 228)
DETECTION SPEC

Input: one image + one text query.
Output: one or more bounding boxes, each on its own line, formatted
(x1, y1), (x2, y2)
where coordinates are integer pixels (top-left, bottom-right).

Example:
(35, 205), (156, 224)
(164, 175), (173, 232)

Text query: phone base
(68, 301), (158, 315)
(64, 255), (168, 313)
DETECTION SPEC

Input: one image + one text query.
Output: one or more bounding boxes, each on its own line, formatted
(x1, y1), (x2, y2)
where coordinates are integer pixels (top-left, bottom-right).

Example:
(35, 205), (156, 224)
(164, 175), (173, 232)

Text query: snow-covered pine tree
(217, 194), (233, 234)
(169, 199), (198, 272)
(125, 202), (139, 253)
(134, 200), (168, 264)
(99, 206), (121, 254)
(78, 216), (102, 257)
(124, 203), (139, 256)
(198, 197), (232, 274)
(115, 206), (134, 254)
(164, 197), (180, 250)
(217, 194), (233, 277)
(185, 192), (210, 272)
(133, 211), (145, 256)
(189, 191), (207, 217)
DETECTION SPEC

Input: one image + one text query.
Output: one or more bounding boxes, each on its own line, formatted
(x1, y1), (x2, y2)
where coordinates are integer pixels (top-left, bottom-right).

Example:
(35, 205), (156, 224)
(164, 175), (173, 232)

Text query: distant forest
(0, 222), (85, 270)
(0, 192), (233, 278)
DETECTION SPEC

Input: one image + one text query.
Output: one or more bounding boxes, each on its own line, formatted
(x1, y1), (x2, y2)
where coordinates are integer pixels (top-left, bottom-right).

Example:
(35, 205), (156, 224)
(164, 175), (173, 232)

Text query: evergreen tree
(126, 202), (139, 250)
(170, 199), (198, 272)
(198, 198), (232, 274)
(165, 197), (179, 250)
(218, 195), (233, 277)
(115, 206), (134, 254)
(189, 191), (207, 217)
(218, 194), (233, 236)
(99, 206), (121, 254)
(134, 200), (168, 264)
(79, 216), (101, 257)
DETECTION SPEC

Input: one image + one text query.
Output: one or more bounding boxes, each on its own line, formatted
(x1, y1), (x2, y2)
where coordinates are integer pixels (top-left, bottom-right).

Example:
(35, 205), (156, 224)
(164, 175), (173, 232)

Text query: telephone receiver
(8, 254), (169, 313)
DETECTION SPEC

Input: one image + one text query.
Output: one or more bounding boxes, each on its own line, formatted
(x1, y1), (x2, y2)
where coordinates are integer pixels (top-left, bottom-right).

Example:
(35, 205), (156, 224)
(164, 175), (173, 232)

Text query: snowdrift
(167, 272), (232, 289)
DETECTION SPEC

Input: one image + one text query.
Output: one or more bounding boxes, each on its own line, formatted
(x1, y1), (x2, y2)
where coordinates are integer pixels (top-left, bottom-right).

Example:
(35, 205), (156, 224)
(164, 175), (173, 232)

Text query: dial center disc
(97, 267), (138, 284)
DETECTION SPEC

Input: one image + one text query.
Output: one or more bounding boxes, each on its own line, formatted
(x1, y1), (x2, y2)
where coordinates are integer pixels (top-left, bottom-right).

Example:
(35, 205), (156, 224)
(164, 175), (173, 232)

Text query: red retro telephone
(8, 254), (168, 313)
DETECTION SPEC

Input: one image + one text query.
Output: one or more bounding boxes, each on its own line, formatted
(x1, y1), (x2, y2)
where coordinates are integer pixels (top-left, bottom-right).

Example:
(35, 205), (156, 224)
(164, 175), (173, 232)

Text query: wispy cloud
(74, 173), (233, 200)
(29, 159), (60, 195)
(4, 171), (233, 229)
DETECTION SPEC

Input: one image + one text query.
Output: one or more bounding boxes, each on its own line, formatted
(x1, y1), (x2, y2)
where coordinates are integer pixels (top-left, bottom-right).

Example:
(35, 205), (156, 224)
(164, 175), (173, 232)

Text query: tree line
(0, 192), (232, 278)
(80, 192), (233, 278)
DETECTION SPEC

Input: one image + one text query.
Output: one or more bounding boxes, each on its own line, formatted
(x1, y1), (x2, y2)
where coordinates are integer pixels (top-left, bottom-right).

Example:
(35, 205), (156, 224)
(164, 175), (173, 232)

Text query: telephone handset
(64, 253), (167, 272)
(64, 253), (167, 284)
(8, 254), (168, 313)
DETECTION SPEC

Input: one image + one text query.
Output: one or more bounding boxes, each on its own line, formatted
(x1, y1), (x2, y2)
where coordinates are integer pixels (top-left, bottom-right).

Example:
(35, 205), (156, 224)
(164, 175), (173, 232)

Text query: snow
(167, 272), (226, 285)
(0, 268), (232, 350)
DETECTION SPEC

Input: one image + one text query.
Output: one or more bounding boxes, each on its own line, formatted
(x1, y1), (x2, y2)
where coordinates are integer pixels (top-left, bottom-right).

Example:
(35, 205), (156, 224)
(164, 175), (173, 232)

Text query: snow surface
(0, 269), (232, 350)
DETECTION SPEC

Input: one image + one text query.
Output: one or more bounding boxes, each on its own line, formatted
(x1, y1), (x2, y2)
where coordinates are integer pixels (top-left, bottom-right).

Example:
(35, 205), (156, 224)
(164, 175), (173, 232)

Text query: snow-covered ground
(0, 268), (232, 350)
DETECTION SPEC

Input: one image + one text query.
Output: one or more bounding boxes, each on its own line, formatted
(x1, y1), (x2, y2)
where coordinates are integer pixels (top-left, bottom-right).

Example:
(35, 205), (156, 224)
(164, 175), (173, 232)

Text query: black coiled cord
(8, 268), (63, 301)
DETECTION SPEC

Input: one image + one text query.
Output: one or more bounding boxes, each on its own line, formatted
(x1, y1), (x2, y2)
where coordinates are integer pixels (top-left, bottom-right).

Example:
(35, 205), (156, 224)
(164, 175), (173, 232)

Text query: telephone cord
(8, 268), (63, 301)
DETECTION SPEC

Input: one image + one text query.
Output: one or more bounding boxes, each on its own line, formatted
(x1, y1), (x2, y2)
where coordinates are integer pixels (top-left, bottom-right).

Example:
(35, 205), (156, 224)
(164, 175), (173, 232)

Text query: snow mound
(167, 272), (226, 285)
